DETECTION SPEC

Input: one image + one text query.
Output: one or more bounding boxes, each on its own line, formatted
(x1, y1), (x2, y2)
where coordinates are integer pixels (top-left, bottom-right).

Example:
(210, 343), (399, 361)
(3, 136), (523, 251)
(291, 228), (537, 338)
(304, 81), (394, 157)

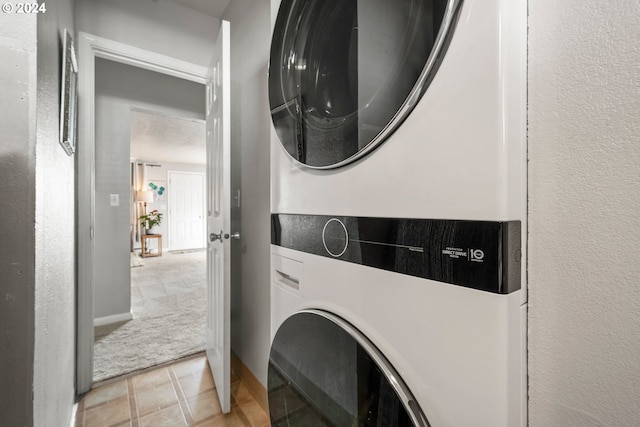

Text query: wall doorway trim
(76, 32), (208, 394)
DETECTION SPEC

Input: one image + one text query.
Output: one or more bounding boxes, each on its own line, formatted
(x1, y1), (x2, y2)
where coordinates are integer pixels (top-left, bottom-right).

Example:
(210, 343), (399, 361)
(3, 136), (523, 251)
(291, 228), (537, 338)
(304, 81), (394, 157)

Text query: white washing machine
(268, 0), (527, 426)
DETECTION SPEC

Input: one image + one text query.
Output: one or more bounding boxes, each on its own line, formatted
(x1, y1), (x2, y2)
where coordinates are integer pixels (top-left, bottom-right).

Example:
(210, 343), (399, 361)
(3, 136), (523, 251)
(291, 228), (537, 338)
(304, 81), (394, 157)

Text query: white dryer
(268, 0), (527, 426)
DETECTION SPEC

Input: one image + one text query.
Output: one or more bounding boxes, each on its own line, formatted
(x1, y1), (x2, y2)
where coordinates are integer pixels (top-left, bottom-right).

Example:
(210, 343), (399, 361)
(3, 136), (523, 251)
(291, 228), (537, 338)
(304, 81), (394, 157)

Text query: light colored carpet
(94, 250), (206, 382)
(130, 252), (144, 267)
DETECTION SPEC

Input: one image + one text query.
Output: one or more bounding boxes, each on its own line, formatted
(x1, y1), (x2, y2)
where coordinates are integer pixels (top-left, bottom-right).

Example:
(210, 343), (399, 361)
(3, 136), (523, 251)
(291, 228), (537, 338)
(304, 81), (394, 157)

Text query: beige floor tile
(135, 382), (180, 417)
(176, 369), (215, 398)
(84, 380), (129, 409)
(138, 403), (188, 427)
(187, 389), (223, 423)
(230, 381), (255, 406)
(79, 350), (268, 427)
(239, 401), (270, 427)
(172, 355), (208, 378)
(132, 367), (171, 391)
(195, 410), (248, 427)
(83, 396), (131, 427)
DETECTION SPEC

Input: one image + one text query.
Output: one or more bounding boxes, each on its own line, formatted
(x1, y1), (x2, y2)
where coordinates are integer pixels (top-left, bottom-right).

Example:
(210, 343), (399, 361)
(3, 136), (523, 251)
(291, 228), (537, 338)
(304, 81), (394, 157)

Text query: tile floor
(76, 353), (270, 427)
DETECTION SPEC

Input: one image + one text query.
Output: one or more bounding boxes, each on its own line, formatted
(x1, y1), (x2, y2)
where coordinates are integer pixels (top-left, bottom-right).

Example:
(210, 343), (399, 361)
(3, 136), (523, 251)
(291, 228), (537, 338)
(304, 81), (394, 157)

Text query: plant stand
(141, 234), (162, 258)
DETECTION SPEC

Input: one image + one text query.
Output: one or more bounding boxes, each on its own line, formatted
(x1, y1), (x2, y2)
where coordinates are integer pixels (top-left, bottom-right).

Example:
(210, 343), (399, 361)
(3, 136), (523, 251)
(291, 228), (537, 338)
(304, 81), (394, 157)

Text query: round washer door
(269, 0), (462, 169)
(268, 310), (430, 426)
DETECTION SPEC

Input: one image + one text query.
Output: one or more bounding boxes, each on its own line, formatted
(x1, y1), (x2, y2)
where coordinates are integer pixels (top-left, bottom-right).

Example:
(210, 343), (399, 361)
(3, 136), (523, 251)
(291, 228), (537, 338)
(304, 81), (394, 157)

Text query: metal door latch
(210, 231), (223, 243)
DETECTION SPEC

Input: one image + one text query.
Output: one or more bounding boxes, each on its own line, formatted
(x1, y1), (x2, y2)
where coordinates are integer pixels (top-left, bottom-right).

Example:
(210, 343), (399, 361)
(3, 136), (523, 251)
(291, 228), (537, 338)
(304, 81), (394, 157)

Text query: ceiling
(171, 0), (231, 17)
(129, 1), (228, 164)
(130, 110), (206, 165)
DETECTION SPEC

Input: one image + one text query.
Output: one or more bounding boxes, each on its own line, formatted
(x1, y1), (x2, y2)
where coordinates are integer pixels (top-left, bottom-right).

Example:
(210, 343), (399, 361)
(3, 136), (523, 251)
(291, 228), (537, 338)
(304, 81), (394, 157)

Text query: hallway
(76, 354), (269, 427)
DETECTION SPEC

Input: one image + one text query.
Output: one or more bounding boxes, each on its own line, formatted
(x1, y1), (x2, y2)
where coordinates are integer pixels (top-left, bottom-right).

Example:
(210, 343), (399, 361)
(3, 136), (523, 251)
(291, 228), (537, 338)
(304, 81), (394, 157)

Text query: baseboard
(231, 353), (269, 415)
(94, 312), (133, 327)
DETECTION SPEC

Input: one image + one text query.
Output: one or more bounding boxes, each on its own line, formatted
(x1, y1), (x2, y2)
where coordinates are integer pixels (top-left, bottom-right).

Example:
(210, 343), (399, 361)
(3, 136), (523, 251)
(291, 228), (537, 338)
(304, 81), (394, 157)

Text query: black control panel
(271, 214), (521, 294)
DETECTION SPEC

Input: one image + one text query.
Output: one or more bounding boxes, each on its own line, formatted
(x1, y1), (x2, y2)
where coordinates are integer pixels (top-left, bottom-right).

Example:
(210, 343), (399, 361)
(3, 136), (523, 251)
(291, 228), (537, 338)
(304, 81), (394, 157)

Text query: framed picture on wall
(59, 29), (78, 156)
(147, 180), (167, 204)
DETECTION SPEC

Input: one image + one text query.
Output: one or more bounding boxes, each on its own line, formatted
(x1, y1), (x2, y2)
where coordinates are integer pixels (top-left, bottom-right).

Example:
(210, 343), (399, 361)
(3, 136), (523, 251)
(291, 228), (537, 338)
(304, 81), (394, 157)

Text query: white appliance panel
(270, 0), (526, 222)
(271, 245), (523, 427)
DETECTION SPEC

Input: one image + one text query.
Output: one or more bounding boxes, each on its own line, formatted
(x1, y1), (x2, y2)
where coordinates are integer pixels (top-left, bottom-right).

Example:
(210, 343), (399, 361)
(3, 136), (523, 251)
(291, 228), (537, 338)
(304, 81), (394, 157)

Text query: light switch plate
(110, 194), (119, 206)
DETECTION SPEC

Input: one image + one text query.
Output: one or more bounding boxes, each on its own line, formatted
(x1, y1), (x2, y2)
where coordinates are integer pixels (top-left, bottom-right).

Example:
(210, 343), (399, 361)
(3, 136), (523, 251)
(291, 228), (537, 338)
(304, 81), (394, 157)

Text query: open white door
(206, 20), (232, 414)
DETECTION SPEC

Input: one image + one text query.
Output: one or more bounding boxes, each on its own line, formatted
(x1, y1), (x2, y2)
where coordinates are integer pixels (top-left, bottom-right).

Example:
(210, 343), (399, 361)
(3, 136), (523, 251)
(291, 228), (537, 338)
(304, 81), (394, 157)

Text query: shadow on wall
(0, 151), (36, 426)
(230, 81), (243, 352)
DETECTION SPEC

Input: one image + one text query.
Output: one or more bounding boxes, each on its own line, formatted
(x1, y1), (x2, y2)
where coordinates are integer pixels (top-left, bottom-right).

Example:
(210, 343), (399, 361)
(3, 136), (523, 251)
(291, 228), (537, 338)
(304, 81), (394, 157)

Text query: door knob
(223, 232), (240, 240)
(210, 231), (223, 243)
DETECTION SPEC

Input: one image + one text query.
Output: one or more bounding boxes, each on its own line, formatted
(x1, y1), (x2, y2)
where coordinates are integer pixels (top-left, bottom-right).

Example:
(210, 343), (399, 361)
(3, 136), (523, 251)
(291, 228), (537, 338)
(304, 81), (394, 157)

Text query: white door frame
(167, 170), (207, 251)
(76, 32), (208, 393)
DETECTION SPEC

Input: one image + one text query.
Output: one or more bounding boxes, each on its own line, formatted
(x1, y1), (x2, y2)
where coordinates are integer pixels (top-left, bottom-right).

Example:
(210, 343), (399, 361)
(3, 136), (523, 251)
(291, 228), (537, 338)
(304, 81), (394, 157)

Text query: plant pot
(146, 226), (160, 235)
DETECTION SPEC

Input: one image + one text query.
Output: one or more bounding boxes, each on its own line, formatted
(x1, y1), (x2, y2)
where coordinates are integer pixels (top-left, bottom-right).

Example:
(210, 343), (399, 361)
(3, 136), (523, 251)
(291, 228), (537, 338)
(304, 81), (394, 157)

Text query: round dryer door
(269, 0), (462, 169)
(268, 310), (430, 426)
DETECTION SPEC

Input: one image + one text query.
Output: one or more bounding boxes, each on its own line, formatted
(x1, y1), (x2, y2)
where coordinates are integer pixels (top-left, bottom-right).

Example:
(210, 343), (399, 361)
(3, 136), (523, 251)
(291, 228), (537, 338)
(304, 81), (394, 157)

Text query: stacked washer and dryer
(268, 0), (527, 426)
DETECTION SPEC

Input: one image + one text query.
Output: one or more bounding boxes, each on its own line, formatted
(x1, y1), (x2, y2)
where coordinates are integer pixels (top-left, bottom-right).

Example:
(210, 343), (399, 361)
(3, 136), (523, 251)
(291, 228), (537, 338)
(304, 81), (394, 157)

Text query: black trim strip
(271, 214), (521, 294)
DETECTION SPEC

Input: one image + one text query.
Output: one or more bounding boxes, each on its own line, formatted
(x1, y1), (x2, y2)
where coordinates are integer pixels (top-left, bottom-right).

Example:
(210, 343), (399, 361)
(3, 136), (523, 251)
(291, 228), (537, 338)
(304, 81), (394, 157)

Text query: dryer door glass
(268, 310), (429, 426)
(269, 0), (461, 168)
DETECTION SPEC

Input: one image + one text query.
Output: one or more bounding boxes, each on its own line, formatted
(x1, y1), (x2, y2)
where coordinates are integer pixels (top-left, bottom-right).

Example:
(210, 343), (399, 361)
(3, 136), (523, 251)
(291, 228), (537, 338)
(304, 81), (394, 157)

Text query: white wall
(528, 1), (640, 426)
(223, 0), (272, 385)
(34, 1), (77, 425)
(77, 0), (219, 67)
(0, 12), (37, 427)
(94, 58), (205, 319)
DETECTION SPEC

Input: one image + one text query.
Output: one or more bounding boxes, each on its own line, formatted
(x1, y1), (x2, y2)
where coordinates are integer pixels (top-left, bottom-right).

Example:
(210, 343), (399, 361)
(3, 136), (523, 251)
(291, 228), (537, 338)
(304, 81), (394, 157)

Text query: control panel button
(322, 218), (348, 257)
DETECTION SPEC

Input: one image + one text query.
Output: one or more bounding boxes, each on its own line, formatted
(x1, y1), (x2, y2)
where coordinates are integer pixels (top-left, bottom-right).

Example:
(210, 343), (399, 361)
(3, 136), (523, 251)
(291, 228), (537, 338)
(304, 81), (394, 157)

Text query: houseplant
(139, 210), (163, 235)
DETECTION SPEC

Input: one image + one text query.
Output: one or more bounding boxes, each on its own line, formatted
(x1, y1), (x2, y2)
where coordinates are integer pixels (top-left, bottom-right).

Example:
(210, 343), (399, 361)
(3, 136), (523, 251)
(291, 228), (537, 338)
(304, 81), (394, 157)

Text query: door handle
(211, 231), (240, 242)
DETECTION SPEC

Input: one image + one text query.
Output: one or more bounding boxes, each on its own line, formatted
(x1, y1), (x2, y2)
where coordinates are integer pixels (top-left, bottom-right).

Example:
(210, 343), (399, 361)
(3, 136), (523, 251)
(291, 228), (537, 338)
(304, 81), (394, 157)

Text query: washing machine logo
(470, 249), (485, 262)
(442, 247), (485, 263)
(442, 247), (467, 259)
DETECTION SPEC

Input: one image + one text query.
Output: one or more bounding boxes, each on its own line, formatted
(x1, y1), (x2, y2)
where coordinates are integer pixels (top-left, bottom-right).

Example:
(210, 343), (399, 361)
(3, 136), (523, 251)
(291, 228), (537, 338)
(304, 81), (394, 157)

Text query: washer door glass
(269, 0), (461, 169)
(268, 310), (429, 426)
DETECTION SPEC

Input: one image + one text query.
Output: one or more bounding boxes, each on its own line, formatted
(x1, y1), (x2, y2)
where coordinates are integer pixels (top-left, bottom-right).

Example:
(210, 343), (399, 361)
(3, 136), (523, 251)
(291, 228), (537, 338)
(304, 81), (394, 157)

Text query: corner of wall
(0, 11), (38, 427)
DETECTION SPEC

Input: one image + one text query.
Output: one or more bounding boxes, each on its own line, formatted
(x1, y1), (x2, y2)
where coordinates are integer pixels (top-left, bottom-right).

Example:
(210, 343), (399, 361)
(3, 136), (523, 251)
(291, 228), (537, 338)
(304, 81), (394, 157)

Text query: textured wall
(77, 0), (219, 67)
(33, 1), (77, 426)
(528, 1), (640, 426)
(223, 0), (272, 385)
(0, 12), (37, 427)
(94, 58), (205, 319)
